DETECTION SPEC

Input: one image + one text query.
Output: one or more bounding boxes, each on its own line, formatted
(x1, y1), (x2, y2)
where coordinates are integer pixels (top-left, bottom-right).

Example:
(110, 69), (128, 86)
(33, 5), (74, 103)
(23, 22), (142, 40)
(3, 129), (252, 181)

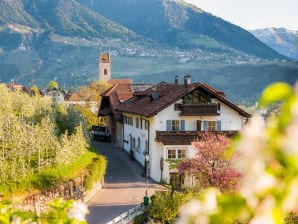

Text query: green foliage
(148, 190), (199, 224)
(47, 80), (59, 90)
(84, 155), (107, 191)
(176, 82), (298, 223)
(0, 85), (100, 198)
(133, 212), (148, 224)
(0, 199), (88, 223)
(31, 85), (40, 96)
(0, 201), (35, 224)
(74, 105), (99, 130)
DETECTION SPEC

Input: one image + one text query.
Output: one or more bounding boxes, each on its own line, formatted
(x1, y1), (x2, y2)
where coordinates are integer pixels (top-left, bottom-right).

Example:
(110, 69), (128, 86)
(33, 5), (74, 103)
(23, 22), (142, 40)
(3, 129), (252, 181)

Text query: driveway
(86, 141), (164, 224)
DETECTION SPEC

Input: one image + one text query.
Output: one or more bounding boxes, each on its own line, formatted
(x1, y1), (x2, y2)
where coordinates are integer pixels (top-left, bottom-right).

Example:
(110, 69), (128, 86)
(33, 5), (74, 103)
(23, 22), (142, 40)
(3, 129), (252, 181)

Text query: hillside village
(5, 53), (270, 188)
(2, 50), (298, 223)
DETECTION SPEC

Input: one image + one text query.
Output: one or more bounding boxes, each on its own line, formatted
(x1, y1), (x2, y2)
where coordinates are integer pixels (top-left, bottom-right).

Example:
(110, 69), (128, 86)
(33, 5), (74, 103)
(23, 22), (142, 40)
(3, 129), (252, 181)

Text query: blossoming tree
(177, 132), (240, 193)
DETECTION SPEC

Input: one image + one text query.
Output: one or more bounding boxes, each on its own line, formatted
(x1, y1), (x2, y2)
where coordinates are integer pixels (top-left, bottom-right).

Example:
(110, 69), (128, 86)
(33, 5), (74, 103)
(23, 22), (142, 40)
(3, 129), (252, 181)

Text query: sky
(183, 0), (298, 30)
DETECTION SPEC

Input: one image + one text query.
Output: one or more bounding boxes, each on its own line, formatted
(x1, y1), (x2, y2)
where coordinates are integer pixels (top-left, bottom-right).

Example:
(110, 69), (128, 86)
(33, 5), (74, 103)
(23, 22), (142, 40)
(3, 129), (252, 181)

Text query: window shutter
(217, 120), (221, 131)
(180, 120), (185, 131)
(166, 120), (171, 131)
(197, 120), (202, 131)
(203, 121), (208, 131)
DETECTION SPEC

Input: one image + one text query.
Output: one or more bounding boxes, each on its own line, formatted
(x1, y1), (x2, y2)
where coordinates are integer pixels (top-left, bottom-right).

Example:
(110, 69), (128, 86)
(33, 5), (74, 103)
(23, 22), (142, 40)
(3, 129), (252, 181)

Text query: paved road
(86, 141), (164, 224)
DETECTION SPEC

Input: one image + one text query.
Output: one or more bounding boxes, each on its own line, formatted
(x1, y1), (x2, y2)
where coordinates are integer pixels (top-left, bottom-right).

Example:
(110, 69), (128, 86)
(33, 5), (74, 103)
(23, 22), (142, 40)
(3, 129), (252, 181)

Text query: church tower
(99, 53), (111, 82)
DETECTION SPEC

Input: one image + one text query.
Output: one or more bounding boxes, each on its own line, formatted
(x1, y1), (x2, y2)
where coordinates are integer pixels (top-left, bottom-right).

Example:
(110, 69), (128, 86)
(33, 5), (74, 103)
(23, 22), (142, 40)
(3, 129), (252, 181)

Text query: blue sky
(184, 0), (298, 30)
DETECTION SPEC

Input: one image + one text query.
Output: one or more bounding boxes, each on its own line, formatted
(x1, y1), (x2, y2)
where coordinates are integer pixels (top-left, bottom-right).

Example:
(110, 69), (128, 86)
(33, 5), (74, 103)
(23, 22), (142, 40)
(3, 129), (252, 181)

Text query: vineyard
(0, 84), (97, 196)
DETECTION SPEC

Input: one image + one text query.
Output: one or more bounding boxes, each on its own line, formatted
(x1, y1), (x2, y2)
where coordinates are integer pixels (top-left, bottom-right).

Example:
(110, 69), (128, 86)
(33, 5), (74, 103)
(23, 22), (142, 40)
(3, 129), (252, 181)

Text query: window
(170, 173), (185, 189)
(178, 150), (186, 159)
(124, 116), (133, 126)
(145, 120), (149, 130)
(202, 120), (221, 131)
(104, 68), (108, 75)
(166, 120), (185, 131)
(167, 150), (176, 159)
(172, 120), (179, 131)
(136, 118), (140, 128)
(167, 148), (186, 159)
(208, 121), (216, 131)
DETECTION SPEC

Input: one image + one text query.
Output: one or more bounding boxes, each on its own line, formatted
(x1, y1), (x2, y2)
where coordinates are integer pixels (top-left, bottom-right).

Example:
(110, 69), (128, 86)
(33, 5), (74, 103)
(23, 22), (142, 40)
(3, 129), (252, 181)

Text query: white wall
(122, 113), (149, 167)
(115, 121), (123, 148)
(148, 98), (245, 183)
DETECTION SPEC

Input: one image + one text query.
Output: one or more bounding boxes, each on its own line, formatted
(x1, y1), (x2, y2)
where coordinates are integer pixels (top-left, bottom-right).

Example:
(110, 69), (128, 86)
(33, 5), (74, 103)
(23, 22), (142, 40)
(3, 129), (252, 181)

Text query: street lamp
(143, 152), (150, 207)
(145, 152), (150, 196)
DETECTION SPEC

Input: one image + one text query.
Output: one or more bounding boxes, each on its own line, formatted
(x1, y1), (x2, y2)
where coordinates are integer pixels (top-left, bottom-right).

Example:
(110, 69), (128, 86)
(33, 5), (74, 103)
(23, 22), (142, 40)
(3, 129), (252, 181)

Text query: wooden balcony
(180, 104), (219, 116)
(155, 131), (238, 145)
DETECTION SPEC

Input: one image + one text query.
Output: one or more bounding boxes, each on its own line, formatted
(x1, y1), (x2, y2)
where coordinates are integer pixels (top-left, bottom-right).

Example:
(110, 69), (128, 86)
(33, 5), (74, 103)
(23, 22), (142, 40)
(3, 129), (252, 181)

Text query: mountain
(250, 27), (298, 60)
(0, 0), (297, 103)
(77, 0), (285, 60)
(0, 0), (137, 39)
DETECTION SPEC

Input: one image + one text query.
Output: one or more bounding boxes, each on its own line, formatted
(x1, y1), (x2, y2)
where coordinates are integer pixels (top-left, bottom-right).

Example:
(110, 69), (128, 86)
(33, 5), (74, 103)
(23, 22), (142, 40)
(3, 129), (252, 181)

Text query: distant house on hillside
(64, 92), (86, 106)
(42, 88), (65, 104)
(7, 82), (34, 95)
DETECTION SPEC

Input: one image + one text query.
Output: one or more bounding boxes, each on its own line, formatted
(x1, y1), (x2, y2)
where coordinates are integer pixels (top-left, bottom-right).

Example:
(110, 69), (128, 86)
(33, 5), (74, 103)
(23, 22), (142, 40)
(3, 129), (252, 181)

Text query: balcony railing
(155, 131), (238, 145)
(180, 104), (219, 116)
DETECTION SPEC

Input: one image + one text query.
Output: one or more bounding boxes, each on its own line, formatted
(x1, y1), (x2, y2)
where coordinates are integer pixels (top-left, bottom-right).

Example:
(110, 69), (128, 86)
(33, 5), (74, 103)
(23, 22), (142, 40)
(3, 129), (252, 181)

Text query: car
(90, 126), (111, 142)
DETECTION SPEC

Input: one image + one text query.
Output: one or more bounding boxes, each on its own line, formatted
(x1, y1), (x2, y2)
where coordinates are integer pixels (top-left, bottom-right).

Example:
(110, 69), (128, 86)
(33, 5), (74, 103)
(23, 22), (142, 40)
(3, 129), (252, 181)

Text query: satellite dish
(151, 92), (160, 100)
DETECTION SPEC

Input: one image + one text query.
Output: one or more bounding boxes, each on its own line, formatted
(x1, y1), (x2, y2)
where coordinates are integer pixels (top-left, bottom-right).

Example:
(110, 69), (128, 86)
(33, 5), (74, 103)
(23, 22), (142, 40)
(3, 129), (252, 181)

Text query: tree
(177, 132), (240, 193)
(47, 80), (59, 90)
(31, 85), (40, 96)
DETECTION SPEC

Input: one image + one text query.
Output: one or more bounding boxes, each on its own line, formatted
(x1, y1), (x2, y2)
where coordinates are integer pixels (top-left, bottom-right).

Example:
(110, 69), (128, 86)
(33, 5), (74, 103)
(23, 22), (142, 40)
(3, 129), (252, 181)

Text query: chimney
(175, 75), (178, 84)
(184, 74), (191, 87)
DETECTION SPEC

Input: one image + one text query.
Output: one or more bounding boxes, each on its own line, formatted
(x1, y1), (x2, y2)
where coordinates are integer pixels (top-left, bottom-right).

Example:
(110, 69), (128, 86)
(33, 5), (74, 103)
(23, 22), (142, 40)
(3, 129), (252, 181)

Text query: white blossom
(67, 201), (89, 222)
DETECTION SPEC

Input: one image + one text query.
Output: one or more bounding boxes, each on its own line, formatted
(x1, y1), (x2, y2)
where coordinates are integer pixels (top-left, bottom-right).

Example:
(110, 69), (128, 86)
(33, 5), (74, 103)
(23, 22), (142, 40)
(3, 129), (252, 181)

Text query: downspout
(147, 118), (150, 177)
(122, 119), (124, 150)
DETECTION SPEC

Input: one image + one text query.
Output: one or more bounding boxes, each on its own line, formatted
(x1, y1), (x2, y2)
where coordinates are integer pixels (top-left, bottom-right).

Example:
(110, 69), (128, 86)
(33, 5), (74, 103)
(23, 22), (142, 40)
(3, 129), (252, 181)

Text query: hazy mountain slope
(251, 28), (298, 60)
(0, 0), (138, 39)
(77, 0), (285, 59)
(0, 0), (37, 26)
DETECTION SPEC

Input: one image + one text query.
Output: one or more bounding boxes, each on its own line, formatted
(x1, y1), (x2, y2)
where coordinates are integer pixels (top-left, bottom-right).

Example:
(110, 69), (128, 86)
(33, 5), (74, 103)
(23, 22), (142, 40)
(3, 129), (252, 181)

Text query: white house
(117, 77), (250, 188)
(42, 88), (65, 104)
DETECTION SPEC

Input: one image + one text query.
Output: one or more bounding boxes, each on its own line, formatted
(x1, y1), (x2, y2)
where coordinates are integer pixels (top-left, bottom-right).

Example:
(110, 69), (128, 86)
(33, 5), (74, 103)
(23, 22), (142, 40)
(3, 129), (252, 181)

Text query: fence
(106, 203), (145, 224)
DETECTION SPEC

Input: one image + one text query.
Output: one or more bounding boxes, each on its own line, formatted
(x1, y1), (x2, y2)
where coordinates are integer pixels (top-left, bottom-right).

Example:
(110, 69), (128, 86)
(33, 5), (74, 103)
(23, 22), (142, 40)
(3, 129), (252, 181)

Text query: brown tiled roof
(117, 83), (251, 118)
(117, 92), (134, 101)
(99, 81), (134, 121)
(64, 92), (83, 101)
(107, 79), (132, 85)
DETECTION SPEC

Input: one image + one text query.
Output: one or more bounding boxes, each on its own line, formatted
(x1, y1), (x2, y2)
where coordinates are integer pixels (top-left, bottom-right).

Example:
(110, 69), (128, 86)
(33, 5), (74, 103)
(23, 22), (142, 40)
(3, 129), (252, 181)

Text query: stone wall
(14, 174), (103, 213)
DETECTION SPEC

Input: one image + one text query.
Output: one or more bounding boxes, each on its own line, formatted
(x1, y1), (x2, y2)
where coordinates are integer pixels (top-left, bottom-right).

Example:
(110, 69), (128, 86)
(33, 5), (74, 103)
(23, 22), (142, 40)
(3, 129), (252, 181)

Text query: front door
(170, 172), (184, 189)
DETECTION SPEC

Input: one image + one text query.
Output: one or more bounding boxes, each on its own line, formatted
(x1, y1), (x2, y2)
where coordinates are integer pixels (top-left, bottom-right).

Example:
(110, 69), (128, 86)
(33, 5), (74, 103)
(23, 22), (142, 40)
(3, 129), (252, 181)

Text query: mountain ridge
(250, 27), (298, 60)
(77, 0), (286, 59)
(0, 0), (296, 103)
